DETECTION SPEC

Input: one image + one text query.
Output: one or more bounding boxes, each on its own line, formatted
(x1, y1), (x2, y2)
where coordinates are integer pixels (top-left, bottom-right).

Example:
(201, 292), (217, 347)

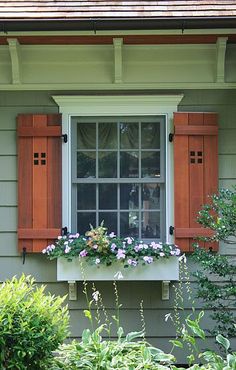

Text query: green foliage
(0, 275), (69, 370)
(43, 223), (180, 267)
(192, 187), (236, 339)
(50, 326), (175, 370)
(197, 187), (236, 244)
(193, 244), (236, 338)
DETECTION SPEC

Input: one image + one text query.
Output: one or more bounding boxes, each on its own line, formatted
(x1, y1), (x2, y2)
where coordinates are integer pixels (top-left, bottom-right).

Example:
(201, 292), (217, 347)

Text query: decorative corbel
(7, 38), (21, 84)
(113, 38), (123, 84)
(215, 37), (228, 83)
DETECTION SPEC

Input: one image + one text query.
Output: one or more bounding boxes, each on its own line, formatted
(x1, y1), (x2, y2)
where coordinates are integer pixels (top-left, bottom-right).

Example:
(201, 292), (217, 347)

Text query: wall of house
(0, 88), (235, 362)
(0, 90), (236, 362)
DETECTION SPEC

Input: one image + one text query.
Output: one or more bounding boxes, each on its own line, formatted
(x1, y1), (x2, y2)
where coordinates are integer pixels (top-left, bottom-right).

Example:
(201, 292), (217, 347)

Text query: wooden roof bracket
(7, 38), (21, 84)
(215, 37), (228, 83)
(113, 38), (123, 84)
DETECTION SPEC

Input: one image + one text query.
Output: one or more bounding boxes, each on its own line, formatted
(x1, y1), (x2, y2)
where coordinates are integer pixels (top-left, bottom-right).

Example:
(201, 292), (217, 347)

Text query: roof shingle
(0, 1), (236, 20)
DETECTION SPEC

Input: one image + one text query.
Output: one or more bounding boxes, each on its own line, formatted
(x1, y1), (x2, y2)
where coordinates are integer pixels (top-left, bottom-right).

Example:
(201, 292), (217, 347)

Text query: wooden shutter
(174, 112), (218, 252)
(17, 114), (62, 252)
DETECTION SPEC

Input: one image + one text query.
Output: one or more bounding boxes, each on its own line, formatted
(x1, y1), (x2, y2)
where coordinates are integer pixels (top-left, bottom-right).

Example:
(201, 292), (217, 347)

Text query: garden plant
(0, 275), (69, 370)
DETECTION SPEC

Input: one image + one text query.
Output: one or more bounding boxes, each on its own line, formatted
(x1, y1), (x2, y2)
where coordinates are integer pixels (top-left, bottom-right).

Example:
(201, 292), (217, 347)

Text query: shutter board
(174, 112), (218, 252)
(18, 114), (62, 253)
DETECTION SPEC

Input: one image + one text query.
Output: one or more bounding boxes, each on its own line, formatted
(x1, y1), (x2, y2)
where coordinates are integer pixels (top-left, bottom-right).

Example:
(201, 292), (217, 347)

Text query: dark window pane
(77, 212), (96, 234)
(141, 152), (160, 178)
(77, 184), (96, 210)
(77, 152), (96, 178)
(99, 122), (117, 149)
(99, 212), (117, 234)
(141, 122), (160, 149)
(142, 211), (160, 239)
(99, 184), (117, 209)
(120, 184), (139, 210)
(120, 122), (139, 149)
(98, 152), (117, 178)
(120, 151), (139, 178)
(142, 184), (160, 209)
(120, 212), (139, 238)
(77, 122), (96, 149)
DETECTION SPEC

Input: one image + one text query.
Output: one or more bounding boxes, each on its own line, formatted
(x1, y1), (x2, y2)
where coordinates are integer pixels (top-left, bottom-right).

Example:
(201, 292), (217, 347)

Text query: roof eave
(1, 17), (236, 32)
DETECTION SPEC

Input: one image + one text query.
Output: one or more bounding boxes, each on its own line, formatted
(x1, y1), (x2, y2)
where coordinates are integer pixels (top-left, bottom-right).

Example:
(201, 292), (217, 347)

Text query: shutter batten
(18, 114), (62, 253)
(174, 112), (218, 252)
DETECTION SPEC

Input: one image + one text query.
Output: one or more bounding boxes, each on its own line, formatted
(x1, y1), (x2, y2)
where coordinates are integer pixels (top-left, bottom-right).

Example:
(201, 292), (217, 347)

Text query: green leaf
(83, 310), (92, 321)
(169, 339), (183, 348)
(216, 334), (230, 350)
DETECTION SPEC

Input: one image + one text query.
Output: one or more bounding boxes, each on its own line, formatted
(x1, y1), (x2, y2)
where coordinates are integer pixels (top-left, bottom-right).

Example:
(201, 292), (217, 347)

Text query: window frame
(53, 95), (183, 243)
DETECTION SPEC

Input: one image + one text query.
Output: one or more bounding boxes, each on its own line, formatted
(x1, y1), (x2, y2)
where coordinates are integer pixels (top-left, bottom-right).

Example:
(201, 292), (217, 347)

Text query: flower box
(57, 257), (179, 281)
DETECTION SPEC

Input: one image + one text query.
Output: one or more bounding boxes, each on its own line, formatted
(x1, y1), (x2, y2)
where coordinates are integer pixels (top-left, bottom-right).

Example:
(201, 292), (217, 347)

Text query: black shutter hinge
(169, 133), (174, 142)
(169, 226), (175, 235)
(22, 247), (27, 265)
(61, 134), (68, 143)
(61, 226), (68, 236)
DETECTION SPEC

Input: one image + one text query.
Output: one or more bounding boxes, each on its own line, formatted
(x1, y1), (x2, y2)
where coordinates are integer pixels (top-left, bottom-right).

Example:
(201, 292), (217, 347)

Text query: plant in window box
(43, 223), (180, 281)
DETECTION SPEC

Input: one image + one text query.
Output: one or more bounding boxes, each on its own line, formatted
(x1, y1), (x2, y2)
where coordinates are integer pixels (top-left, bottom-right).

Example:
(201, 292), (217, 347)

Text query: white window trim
(53, 95), (183, 243)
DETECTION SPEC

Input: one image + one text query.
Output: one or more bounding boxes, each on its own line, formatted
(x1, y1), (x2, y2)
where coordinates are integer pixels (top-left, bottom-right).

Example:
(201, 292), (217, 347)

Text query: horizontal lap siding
(0, 90), (235, 364)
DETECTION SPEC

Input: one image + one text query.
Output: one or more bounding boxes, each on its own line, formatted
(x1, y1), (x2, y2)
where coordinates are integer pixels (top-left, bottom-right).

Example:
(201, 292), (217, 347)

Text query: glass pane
(120, 122), (139, 149)
(99, 212), (117, 234)
(98, 122), (117, 149)
(98, 152), (117, 178)
(77, 122), (96, 149)
(77, 152), (96, 178)
(120, 184), (139, 210)
(120, 212), (139, 238)
(142, 184), (160, 209)
(77, 184), (96, 210)
(99, 184), (117, 210)
(141, 152), (160, 178)
(120, 151), (139, 178)
(77, 212), (96, 235)
(141, 122), (160, 149)
(142, 211), (160, 239)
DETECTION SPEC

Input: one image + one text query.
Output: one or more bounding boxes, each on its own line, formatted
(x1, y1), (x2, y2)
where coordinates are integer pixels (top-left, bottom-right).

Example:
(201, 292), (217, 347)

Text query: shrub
(0, 275), (69, 370)
(192, 187), (236, 338)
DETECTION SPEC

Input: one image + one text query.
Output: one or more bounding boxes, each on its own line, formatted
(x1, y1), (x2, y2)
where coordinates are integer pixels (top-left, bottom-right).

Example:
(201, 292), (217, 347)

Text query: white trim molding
(53, 94), (184, 243)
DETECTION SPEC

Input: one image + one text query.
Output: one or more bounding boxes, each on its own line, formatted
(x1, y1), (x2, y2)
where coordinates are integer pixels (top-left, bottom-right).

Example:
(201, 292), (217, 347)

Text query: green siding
(0, 90), (235, 364)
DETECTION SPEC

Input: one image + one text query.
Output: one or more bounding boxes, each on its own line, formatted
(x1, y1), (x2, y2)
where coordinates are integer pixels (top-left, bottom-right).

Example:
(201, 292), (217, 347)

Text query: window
(71, 116), (165, 240)
(53, 95), (184, 244)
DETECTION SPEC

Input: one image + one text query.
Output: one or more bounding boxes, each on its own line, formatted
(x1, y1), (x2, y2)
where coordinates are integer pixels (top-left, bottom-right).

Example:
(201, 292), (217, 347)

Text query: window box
(57, 256), (179, 281)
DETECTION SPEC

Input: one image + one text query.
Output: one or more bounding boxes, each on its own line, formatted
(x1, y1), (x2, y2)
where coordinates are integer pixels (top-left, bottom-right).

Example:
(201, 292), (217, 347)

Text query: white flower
(95, 258), (100, 265)
(58, 236), (62, 240)
(114, 271), (124, 280)
(179, 253), (186, 263)
(64, 246), (71, 254)
(92, 291), (100, 302)
(164, 313), (172, 322)
(42, 249), (47, 254)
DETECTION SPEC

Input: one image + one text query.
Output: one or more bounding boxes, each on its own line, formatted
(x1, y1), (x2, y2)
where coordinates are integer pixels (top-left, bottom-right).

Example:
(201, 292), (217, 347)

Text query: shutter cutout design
(18, 114), (62, 252)
(174, 112), (218, 252)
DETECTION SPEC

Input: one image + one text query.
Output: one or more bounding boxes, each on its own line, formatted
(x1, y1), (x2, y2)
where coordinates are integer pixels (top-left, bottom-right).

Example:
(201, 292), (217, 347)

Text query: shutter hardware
(22, 247), (27, 264)
(61, 134), (68, 143)
(169, 226), (175, 235)
(169, 133), (174, 142)
(61, 226), (68, 236)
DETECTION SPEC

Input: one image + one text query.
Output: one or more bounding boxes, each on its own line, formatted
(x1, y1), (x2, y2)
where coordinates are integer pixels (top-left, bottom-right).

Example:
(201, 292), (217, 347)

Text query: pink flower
(143, 256), (153, 264)
(116, 249), (126, 259)
(111, 243), (117, 252)
(109, 232), (116, 238)
(79, 249), (88, 257)
(125, 237), (133, 245)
